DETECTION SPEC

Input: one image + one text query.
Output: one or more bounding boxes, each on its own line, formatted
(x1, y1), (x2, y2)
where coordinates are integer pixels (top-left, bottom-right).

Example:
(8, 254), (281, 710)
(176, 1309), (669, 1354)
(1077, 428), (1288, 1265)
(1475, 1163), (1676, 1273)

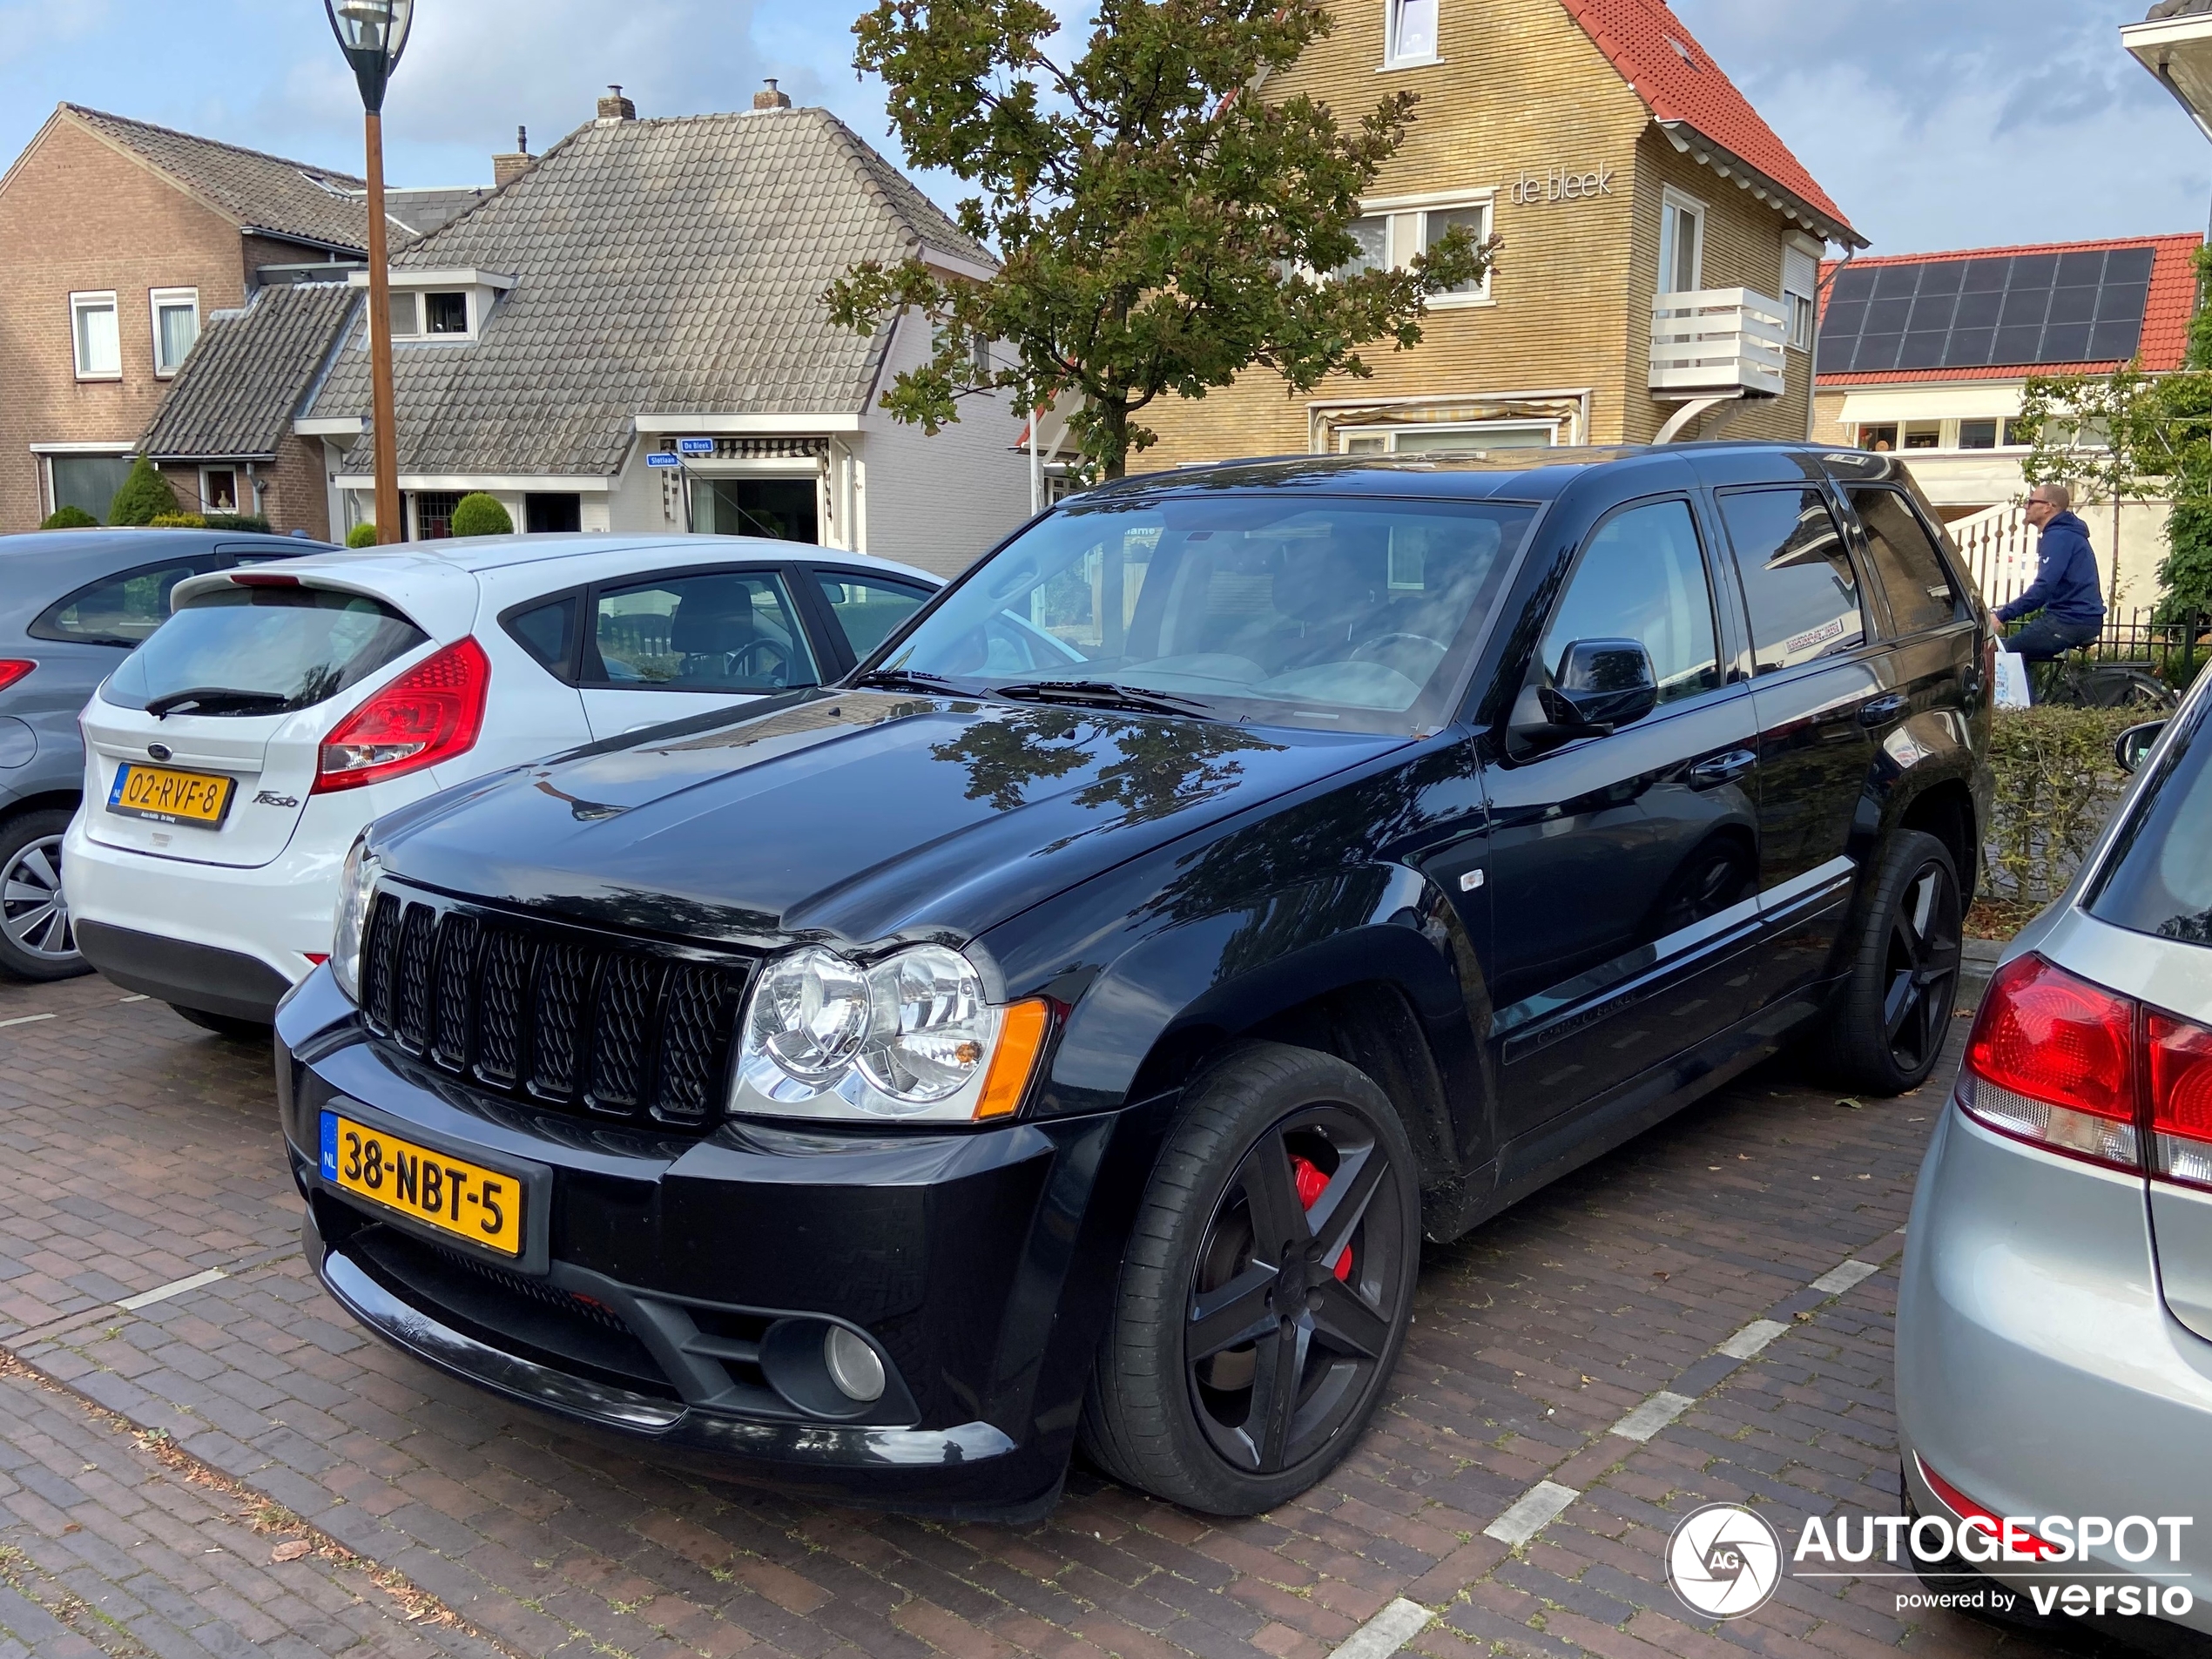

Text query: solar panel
(1817, 246), (2155, 375)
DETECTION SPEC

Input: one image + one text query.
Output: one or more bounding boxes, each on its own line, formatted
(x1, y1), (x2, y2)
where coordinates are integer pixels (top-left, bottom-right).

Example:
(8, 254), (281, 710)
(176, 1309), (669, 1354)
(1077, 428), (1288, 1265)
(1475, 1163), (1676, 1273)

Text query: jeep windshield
(867, 492), (1537, 735)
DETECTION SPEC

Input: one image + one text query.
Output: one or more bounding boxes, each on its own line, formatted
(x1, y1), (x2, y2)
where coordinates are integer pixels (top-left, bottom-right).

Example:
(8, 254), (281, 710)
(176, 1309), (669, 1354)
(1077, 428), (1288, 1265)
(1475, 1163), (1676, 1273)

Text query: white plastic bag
(1993, 649), (2032, 710)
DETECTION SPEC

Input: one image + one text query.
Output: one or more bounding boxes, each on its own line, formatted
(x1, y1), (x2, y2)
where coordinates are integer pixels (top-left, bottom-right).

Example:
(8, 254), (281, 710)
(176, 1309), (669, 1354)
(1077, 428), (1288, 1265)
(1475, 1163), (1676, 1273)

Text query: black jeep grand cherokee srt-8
(274, 443), (1991, 1518)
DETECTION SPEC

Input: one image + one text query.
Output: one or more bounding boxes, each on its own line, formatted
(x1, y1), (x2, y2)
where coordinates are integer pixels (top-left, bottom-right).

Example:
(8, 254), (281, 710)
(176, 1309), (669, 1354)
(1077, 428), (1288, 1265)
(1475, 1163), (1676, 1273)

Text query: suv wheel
(0, 810), (88, 981)
(1813, 829), (1962, 1095)
(1079, 1042), (1419, 1515)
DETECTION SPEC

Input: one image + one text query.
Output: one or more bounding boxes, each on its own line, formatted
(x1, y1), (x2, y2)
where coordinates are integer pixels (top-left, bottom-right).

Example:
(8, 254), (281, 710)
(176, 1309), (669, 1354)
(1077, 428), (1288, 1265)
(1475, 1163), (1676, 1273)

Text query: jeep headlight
(331, 837), (380, 1002)
(734, 944), (1050, 1123)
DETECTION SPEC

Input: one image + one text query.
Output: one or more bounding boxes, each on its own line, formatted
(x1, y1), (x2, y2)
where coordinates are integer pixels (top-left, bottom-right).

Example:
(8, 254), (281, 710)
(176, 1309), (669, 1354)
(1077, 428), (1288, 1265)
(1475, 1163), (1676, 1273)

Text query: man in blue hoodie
(1998, 483), (2105, 679)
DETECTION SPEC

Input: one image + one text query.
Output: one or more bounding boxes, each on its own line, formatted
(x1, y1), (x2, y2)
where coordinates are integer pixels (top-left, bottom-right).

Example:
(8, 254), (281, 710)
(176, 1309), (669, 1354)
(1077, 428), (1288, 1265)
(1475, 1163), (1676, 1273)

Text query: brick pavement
(0, 972), (2103, 1659)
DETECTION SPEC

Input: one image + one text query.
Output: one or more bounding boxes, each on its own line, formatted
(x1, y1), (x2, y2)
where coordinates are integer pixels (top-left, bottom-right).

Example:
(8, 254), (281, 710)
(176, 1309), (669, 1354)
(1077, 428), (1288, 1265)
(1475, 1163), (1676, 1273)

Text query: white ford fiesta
(64, 533), (941, 1034)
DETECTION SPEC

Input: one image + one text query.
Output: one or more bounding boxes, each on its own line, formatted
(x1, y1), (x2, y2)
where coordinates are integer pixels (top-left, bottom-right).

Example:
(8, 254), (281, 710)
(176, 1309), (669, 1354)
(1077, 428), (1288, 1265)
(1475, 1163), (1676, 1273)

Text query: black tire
(166, 1003), (270, 1042)
(1811, 830), (1963, 1096)
(0, 808), (89, 982)
(1078, 1041), (1420, 1515)
(2090, 669), (2181, 713)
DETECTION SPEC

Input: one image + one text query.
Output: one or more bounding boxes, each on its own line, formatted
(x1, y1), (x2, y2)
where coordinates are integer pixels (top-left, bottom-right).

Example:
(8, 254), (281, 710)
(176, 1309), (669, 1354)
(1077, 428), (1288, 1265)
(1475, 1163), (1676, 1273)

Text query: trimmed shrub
(107, 455), (180, 526)
(39, 505), (98, 529)
(448, 493), (514, 537)
(347, 522), (381, 549)
(203, 512), (271, 533)
(150, 512), (208, 529)
(1984, 705), (2142, 907)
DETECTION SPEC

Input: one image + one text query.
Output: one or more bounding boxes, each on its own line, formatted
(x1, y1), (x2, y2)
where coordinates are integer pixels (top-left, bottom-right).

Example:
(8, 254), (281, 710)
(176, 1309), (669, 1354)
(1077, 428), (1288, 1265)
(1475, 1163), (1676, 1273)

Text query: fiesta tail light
(2147, 1013), (2212, 1190)
(0, 660), (33, 694)
(1959, 954), (2138, 1170)
(1916, 1455), (2060, 1561)
(314, 637), (489, 794)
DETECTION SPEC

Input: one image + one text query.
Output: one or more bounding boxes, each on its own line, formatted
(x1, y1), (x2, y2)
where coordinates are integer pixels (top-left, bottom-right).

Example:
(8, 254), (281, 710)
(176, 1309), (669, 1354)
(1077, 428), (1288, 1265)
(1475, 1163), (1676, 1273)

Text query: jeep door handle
(1687, 748), (1757, 790)
(1858, 693), (1909, 727)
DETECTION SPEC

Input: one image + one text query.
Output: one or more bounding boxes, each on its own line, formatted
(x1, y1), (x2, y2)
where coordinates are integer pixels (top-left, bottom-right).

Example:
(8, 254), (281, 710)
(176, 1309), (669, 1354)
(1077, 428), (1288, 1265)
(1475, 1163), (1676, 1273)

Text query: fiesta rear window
(101, 587), (428, 718)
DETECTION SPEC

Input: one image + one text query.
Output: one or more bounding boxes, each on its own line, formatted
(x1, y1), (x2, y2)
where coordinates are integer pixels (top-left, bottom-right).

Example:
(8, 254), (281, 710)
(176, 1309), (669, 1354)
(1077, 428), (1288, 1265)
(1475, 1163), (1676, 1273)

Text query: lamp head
(325, 0), (415, 111)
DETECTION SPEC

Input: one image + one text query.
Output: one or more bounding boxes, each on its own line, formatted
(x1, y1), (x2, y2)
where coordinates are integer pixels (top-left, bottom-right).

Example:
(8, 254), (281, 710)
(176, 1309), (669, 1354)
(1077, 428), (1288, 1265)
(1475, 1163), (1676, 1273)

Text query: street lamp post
(325, 0), (415, 546)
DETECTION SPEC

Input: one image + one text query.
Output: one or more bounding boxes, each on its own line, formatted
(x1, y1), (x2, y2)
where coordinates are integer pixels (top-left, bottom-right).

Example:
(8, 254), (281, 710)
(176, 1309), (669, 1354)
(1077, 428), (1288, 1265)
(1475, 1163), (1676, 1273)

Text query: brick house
(0, 105), (388, 532)
(1141, 0), (1863, 466)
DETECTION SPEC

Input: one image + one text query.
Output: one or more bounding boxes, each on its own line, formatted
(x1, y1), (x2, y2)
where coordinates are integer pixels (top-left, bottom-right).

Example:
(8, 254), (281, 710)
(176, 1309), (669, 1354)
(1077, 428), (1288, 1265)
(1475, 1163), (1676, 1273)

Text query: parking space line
(1608, 1389), (1696, 1442)
(1809, 1258), (1882, 1295)
(1328, 1597), (1433, 1659)
(116, 1268), (227, 1312)
(1717, 1318), (1791, 1359)
(0, 1014), (55, 1028)
(1483, 1480), (1579, 1548)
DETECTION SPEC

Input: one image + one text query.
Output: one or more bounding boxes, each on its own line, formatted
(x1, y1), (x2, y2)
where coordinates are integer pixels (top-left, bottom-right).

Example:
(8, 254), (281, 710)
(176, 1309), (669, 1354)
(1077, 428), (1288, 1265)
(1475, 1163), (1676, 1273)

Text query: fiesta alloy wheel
(0, 811), (87, 981)
(1080, 1042), (1419, 1514)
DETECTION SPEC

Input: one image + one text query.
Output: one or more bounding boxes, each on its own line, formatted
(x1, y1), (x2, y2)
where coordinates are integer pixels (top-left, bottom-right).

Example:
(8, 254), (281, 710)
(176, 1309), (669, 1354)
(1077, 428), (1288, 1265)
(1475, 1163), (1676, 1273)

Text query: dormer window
(354, 267), (515, 344)
(425, 292), (468, 334)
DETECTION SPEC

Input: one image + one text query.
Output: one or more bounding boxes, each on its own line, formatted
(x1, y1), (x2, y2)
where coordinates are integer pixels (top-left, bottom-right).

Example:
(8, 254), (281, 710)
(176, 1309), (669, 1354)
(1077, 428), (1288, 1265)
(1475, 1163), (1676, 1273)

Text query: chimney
(597, 84), (637, 124)
(752, 78), (792, 111)
(491, 125), (533, 188)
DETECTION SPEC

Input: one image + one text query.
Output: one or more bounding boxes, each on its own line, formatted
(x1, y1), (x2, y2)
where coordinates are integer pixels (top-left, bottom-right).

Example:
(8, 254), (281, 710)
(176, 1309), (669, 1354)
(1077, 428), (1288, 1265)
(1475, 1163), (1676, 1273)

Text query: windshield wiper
(143, 687), (291, 718)
(853, 668), (967, 694)
(993, 679), (1216, 719)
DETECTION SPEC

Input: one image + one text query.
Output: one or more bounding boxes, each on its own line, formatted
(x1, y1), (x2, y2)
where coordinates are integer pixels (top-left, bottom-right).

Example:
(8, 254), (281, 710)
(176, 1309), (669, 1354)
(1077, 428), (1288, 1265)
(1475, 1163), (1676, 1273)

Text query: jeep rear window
(875, 493), (1535, 734)
(100, 586), (427, 718)
(2087, 702), (2212, 945)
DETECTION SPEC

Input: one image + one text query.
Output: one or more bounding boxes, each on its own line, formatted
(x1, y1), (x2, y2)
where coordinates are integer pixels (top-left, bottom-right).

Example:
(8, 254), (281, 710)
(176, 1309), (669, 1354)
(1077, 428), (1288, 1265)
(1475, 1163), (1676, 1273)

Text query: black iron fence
(2005, 605), (2212, 686)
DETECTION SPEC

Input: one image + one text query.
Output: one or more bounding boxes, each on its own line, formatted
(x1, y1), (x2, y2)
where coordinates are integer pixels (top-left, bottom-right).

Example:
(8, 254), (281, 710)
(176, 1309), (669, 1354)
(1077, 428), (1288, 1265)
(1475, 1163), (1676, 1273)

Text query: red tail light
(0, 659), (34, 693)
(314, 637), (489, 794)
(1961, 953), (2212, 1189)
(2148, 1013), (2212, 1190)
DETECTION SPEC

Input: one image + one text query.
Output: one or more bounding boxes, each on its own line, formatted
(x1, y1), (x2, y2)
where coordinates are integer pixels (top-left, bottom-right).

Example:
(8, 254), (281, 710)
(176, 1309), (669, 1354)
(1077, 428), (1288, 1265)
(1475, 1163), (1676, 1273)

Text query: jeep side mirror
(1510, 637), (1659, 750)
(2115, 720), (2166, 774)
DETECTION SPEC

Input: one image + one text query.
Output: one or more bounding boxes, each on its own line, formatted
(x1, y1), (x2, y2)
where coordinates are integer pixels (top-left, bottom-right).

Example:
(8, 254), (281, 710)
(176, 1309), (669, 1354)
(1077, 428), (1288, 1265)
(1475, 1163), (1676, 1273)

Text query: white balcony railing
(1649, 287), (1788, 400)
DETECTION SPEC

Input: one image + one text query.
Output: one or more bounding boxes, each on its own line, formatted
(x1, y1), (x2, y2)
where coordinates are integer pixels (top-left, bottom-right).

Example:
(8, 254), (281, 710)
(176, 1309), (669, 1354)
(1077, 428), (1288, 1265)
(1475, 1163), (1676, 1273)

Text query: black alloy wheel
(1879, 856), (1961, 1076)
(1813, 829), (1964, 1095)
(1081, 1042), (1420, 1514)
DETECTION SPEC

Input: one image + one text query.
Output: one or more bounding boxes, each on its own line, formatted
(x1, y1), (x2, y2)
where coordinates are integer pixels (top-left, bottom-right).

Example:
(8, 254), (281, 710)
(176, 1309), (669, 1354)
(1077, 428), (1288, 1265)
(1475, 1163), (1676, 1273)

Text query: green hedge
(1984, 705), (2144, 906)
(39, 505), (97, 529)
(347, 523), (381, 548)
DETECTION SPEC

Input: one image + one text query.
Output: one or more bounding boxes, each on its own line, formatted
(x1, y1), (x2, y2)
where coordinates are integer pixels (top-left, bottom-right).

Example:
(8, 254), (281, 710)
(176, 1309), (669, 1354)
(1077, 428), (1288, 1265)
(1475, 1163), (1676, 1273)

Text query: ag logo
(1666, 1503), (1782, 1619)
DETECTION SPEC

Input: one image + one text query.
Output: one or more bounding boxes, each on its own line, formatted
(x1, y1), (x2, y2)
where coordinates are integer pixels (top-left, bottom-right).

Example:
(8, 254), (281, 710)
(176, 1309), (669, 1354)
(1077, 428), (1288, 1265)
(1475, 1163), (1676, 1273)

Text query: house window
(424, 292), (469, 334)
(46, 452), (134, 523)
(1386, 0), (1438, 64)
(1902, 422), (1941, 450)
(389, 293), (421, 336)
(2003, 417), (2033, 447)
(200, 468), (239, 515)
(1340, 421), (1555, 454)
(1333, 215), (1390, 280)
(1858, 423), (1898, 452)
(1422, 202), (1491, 299)
(413, 490), (462, 539)
(1958, 419), (1999, 450)
(1782, 246), (1817, 351)
(71, 293), (121, 380)
(1657, 192), (1704, 298)
(151, 289), (200, 376)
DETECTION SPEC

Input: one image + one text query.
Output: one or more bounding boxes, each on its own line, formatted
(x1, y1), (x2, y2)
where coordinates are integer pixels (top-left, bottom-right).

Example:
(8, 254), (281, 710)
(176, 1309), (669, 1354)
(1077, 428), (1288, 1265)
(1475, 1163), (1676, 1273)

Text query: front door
(1483, 496), (1764, 1147)
(579, 566), (819, 739)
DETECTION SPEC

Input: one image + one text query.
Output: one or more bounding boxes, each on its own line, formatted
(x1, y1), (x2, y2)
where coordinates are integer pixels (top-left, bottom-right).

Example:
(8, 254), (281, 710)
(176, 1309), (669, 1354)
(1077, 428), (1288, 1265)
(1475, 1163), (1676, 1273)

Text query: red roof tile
(1817, 232), (2202, 383)
(1557, 0), (1853, 239)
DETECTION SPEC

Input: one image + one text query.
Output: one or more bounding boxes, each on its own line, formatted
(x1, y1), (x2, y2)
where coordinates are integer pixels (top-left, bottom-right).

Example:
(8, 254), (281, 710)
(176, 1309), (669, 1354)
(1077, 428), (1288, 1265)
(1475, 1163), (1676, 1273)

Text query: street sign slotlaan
(646, 452), (681, 469)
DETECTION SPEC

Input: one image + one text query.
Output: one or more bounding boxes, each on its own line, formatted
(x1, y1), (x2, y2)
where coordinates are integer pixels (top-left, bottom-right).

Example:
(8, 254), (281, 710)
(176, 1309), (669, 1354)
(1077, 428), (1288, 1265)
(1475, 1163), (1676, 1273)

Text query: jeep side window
(1537, 497), (1720, 707)
(1848, 485), (1962, 636)
(1716, 488), (1865, 673)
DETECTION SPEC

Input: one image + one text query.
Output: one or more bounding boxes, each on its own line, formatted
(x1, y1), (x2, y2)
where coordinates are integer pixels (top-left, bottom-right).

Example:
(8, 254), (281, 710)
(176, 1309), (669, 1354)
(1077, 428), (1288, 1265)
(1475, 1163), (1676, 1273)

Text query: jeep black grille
(359, 887), (752, 1130)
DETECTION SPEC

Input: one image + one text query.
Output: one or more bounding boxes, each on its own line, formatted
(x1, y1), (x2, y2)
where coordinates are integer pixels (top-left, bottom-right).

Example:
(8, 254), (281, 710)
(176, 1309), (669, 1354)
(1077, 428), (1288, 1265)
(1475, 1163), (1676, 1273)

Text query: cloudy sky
(0, 0), (2202, 257)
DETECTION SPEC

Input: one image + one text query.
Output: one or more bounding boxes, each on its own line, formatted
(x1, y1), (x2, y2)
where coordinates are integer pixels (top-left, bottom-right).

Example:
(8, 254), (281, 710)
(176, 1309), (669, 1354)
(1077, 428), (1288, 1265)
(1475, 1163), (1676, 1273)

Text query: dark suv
(273, 444), (1990, 1518)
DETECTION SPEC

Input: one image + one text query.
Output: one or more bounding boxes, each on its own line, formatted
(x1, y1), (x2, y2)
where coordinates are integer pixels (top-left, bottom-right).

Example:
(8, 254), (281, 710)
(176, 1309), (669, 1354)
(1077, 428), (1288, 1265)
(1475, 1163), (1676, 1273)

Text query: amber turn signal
(974, 999), (1052, 1120)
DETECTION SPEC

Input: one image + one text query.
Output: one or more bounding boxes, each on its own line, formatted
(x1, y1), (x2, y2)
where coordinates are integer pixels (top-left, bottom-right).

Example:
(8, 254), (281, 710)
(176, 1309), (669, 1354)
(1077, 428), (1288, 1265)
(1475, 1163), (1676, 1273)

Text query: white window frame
(1781, 240), (1819, 353)
(1657, 188), (1706, 300)
(1382, 0), (1440, 68)
(421, 289), (471, 337)
(199, 465), (240, 515)
(1350, 189), (1495, 306)
(389, 291), (421, 336)
(70, 291), (121, 381)
(1338, 419), (1558, 454)
(149, 287), (200, 378)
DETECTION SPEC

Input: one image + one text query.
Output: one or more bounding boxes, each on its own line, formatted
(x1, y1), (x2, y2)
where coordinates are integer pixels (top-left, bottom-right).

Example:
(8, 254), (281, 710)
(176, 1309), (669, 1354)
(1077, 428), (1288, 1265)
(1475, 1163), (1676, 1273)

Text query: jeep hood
(373, 690), (1405, 949)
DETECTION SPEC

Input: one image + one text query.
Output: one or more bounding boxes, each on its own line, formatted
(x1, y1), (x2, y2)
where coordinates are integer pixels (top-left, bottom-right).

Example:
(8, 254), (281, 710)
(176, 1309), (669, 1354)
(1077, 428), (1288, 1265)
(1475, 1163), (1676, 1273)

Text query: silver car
(1897, 682), (2212, 1638)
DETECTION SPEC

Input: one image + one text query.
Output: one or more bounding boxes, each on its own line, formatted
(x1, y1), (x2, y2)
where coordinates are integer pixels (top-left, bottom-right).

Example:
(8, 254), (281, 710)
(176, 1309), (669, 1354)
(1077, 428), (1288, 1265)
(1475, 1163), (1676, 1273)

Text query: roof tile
(141, 284), (361, 460)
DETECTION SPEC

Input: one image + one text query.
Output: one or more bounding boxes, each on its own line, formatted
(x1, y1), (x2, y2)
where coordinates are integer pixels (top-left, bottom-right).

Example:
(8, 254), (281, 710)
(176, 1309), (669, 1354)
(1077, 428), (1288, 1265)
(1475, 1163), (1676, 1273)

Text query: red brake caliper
(1290, 1155), (1353, 1282)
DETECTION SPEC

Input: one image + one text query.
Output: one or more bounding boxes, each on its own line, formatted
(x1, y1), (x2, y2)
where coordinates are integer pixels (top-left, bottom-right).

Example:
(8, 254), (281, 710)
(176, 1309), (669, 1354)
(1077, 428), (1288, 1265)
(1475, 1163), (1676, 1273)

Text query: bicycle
(2027, 644), (2182, 711)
